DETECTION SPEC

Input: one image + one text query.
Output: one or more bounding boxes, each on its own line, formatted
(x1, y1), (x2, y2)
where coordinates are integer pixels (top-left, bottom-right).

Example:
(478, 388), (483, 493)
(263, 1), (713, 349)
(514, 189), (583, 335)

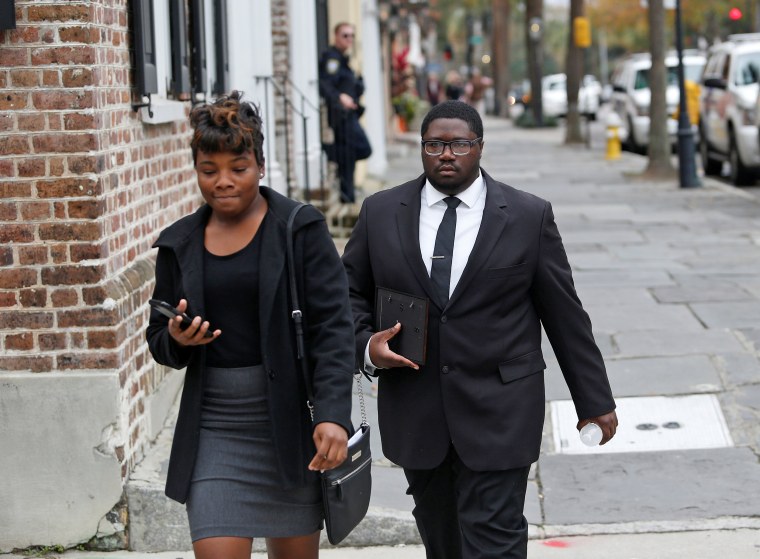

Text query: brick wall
(271, 0), (296, 191)
(0, 0), (200, 478)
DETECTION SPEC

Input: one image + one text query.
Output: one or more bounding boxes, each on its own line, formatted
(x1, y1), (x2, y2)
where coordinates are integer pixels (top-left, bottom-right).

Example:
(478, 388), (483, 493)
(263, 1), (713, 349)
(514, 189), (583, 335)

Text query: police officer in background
(319, 22), (372, 204)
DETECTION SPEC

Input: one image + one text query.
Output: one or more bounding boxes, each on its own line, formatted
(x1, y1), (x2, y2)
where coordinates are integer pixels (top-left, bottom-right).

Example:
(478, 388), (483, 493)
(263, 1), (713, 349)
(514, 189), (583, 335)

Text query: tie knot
(444, 197), (461, 210)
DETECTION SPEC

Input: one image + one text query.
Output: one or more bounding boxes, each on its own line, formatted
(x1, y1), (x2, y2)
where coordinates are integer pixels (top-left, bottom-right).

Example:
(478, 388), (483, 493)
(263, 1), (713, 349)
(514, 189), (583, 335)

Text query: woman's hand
(309, 422), (349, 471)
(167, 298), (221, 346)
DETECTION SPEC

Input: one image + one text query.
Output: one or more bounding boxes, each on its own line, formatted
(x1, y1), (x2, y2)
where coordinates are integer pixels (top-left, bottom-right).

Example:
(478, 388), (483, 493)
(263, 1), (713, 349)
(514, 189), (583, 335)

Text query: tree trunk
(645, 0), (674, 177)
(525, 0), (544, 126)
(491, 0), (511, 117)
(565, 0), (584, 143)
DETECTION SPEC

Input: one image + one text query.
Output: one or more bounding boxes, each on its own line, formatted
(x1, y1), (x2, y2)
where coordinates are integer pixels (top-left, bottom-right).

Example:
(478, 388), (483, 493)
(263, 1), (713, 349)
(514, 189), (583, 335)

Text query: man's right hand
(368, 323), (419, 370)
(339, 92), (358, 110)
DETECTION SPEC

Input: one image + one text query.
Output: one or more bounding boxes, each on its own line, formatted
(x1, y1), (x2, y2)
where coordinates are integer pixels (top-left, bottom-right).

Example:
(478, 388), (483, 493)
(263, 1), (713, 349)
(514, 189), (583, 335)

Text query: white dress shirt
(364, 173), (487, 372)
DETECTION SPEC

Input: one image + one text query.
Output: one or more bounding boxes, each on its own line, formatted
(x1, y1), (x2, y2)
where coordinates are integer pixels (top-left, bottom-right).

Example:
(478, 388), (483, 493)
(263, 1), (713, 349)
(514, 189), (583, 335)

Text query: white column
(226, 1), (285, 195)
(361, 0), (388, 179)
(288, 0), (323, 193)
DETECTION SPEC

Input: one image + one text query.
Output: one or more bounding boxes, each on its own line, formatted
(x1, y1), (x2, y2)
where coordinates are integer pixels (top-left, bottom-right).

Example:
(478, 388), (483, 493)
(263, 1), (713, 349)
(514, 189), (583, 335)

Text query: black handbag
(286, 204), (372, 545)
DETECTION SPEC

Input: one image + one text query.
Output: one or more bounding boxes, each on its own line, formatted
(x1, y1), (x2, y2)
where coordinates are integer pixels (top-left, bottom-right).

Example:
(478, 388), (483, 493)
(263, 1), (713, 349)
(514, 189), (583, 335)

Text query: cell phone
(149, 299), (214, 338)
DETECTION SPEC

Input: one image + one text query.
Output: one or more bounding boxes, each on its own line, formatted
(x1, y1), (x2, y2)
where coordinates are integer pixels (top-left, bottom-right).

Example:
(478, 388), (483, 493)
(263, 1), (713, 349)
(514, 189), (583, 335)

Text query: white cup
(579, 422), (603, 446)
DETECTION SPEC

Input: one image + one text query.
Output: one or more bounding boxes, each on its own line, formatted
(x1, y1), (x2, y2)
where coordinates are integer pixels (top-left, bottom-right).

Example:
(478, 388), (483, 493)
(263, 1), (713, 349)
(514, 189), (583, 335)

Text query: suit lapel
(395, 177), (442, 307)
(447, 171), (510, 310)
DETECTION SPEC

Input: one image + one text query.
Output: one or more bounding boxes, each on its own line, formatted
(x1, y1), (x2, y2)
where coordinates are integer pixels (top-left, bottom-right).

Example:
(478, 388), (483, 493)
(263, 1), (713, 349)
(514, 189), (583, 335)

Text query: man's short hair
(334, 22), (353, 35)
(420, 100), (484, 139)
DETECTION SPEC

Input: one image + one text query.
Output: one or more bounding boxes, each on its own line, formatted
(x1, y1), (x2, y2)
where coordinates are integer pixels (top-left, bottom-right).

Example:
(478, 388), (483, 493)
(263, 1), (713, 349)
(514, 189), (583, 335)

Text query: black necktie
(430, 196), (461, 307)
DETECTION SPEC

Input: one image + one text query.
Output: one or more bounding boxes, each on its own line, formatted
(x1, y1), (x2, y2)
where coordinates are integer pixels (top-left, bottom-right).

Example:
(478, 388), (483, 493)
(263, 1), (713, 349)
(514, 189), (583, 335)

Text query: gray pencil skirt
(185, 365), (322, 541)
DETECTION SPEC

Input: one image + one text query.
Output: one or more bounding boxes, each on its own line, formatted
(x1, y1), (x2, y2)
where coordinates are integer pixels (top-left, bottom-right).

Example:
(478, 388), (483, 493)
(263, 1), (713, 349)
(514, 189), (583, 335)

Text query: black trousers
(330, 114), (371, 203)
(404, 445), (530, 559)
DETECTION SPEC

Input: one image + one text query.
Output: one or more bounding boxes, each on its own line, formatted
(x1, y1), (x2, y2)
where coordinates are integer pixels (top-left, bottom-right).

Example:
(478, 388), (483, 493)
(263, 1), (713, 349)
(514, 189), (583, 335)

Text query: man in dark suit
(342, 101), (617, 559)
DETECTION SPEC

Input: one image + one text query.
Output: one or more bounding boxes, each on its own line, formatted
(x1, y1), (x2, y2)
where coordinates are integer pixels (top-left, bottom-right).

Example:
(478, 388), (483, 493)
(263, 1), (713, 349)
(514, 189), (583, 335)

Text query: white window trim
(144, 0), (185, 124)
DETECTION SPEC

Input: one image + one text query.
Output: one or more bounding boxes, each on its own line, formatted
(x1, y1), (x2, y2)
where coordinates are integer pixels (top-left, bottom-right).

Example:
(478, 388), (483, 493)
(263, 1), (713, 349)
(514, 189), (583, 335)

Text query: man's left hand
(577, 410), (618, 445)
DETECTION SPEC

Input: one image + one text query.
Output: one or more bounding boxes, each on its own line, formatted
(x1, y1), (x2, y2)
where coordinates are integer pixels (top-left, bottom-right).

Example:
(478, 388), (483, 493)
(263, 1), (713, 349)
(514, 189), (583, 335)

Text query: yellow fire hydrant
(605, 112), (622, 160)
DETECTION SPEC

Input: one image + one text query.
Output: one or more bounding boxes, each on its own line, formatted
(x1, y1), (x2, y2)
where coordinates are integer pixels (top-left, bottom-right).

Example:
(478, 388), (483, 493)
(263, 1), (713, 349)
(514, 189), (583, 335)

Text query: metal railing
(254, 74), (326, 202)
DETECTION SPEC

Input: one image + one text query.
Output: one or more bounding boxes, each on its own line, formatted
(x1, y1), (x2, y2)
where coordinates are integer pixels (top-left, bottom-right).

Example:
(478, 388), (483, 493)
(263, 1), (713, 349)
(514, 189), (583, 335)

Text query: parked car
(541, 73), (600, 120)
(609, 50), (706, 153)
(700, 34), (760, 185)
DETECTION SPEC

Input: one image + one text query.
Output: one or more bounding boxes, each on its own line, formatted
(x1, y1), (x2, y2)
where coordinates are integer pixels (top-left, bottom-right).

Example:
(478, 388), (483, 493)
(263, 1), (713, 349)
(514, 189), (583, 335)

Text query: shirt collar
(424, 171), (484, 209)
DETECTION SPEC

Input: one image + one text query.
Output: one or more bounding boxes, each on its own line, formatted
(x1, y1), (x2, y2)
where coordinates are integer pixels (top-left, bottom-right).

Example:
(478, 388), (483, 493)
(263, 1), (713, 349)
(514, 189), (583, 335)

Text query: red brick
(62, 67), (94, 88)
(7, 26), (40, 44)
(19, 201), (50, 220)
(31, 46), (95, 66)
(0, 72), (6, 88)
(64, 112), (96, 131)
(42, 69), (60, 87)
(18, 246), (48, 265)
(59, 26), (95, 44)
(0, 246), (12, 266)
(0, 114), (13, 132)
(32, 90), (94, 111)
(68, 156), (98, 174)
(51, 288), (78, 307)
(53, 202), (66, 219)
(0, 268), (37, 289)
(39, 222), (101, 242)
(33, 133), (96, 154)
(0, 224), (34, 243)
(59, 307), (118, 328)
(82, 286), (106, 305)
(17, 114), (45, 132)
(0, 356), (53, 373)
(17, 158), (46, 178)
(50, 244), (68, 263)
(0, 202), (18, 221)
(28, 5), (91, 22)
(49, 157), (65, 176)
(20, 287), (47, 307)
(39, 332), (67, 350)
(0, 311), (53, 329)
(88, 328), (125, 349)
(42, 264), (104, 285)
(70, 243), (103, 262)
(0, 292), (18, 307)
(58, 352), (119, 370)
(0, 92), (28, 110)
(0, 182), (33, 198)
(0, 160), (12, 177)
(0, 136), (30, 155)
(37, 177), (99, 198)
(0, 49), (27, 66)
(10, 69), (39, 88)
(67, 199), (104, 219)
(5, 333), (34, 351)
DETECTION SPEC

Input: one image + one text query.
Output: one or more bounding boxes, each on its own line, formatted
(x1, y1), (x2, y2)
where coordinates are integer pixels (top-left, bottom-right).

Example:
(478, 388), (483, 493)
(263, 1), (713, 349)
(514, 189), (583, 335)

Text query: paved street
(79, 115), (760, 557)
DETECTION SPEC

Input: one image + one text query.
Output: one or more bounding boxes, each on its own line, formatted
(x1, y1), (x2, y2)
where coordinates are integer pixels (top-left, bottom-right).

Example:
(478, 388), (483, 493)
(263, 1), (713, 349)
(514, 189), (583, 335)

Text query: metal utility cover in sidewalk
(551, 395), (734, 454)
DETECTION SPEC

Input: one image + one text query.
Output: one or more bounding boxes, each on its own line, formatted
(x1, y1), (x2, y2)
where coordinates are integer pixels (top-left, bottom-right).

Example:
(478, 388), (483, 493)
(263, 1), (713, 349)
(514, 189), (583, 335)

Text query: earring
(259, 172), (264, 178)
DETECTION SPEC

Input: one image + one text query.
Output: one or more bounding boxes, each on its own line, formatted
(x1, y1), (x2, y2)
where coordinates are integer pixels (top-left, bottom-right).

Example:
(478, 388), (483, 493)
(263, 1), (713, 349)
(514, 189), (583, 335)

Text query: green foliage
(515, 110), (559, 128)
(392, 92), (423, 122)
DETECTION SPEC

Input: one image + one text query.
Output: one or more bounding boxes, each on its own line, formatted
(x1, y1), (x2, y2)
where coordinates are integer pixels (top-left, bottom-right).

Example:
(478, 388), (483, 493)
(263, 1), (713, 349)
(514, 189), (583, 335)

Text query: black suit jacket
(146, 187), (355, 503)
(342, 170), (615, 471)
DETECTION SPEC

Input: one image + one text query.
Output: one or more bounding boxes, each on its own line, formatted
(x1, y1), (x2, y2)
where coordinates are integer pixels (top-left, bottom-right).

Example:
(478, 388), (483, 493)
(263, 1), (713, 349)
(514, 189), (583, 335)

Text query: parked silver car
(700, 34), (760, 185)
(610, 50), (706, 153)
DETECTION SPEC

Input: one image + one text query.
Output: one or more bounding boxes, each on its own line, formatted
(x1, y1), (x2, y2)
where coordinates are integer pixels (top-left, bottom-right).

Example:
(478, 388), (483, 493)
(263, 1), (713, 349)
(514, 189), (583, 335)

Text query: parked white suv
(541, 73), (601, 120)
(699, 34), (760, 185)
(610, 50), (706, 153)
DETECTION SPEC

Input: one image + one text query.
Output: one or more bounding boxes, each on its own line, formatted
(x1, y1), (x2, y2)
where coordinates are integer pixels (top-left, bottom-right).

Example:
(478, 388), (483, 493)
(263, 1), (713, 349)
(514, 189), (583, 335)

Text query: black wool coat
(146, 187), (355, 503)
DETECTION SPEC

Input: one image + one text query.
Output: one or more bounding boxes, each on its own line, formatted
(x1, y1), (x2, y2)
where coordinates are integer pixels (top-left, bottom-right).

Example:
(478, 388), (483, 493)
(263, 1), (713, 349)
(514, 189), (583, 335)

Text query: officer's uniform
(319, 46), (371, 203)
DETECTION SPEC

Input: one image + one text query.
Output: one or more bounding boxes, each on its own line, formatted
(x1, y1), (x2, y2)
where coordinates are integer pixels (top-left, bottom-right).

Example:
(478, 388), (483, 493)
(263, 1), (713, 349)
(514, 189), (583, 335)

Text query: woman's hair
(189, 91), (265, 165)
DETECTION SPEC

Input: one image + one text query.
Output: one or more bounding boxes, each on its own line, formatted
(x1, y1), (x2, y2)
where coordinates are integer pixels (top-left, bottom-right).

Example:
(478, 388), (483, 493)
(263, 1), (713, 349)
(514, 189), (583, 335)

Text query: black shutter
(132, 0), (158, 95)
(213, 0), (229, 95)
(0, 0), (16, 30)
(191, 0), (207, 95)
(170, 0), (191, 95)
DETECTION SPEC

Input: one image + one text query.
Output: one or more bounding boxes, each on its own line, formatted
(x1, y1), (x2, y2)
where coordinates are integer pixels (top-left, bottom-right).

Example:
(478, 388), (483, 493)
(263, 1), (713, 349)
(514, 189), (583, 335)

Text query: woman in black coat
(146, 92), (355, 559)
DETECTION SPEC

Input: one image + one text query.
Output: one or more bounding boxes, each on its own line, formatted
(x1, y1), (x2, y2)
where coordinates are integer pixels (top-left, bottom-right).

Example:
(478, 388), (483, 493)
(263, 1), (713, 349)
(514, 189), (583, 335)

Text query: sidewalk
(120, 115), (760, 556)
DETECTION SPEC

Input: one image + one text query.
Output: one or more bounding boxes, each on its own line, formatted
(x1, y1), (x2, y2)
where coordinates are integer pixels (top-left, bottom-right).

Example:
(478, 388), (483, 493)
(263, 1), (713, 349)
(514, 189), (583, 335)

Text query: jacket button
(441, 365), (449, 374)
(268, 369), (275, 379)
(441, 315), (448, 323)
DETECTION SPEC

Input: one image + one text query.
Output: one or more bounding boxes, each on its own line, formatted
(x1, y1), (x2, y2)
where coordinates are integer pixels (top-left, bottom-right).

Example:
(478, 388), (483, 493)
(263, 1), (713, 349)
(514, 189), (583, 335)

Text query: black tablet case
(375, 287), (429, 365)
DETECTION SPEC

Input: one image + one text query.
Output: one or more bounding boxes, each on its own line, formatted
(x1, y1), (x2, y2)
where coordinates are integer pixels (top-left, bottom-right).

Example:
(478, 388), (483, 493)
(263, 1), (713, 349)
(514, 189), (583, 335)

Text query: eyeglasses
(421, 138), (482, 156)
(341, 33), (355, 38)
